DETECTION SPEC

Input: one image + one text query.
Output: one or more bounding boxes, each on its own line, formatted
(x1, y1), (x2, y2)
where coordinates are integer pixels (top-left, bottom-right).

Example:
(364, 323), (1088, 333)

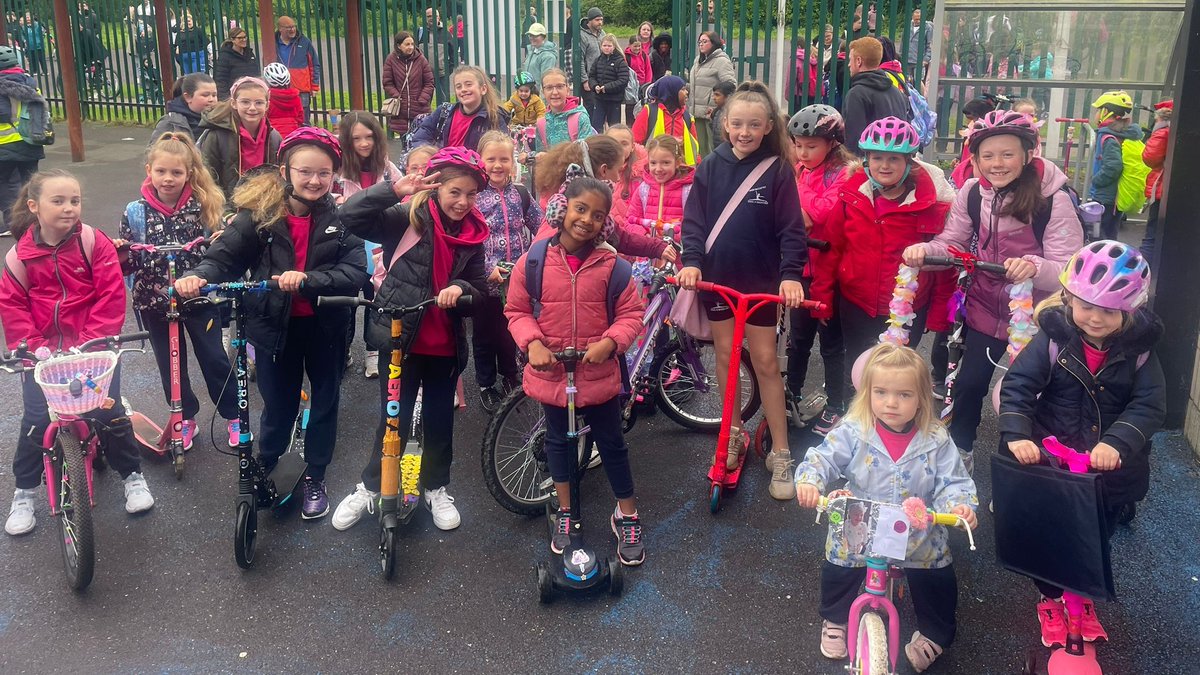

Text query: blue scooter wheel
(709, 483), (721, 513)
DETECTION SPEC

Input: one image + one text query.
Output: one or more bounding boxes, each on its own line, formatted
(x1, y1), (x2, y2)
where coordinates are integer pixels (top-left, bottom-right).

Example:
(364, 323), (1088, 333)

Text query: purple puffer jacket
(477, 182), (543, 297)
(916, 157), (1085, 341)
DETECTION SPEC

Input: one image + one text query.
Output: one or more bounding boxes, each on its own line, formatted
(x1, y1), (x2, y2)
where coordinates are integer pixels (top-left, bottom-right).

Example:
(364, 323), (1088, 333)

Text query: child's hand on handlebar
(582, 337), (616, 365)
(951, 504), (978, 530)
(902, 245), (927, 267)
(527, 340), (555, 370)
(779, 279), (806, 308)
(1007, 439), (1041, 465)
(1003, 257), (1038, 282)
(488, 266), (505, 285)
(175, 276), (207, 298)
(1089, 442), (1121, 471)
(272, 270), (307, 292)
(435, 284), (463, 309)
(796, 482), (821, 509)
(659, 246), (679, 265)
(677, 266), (702, 290)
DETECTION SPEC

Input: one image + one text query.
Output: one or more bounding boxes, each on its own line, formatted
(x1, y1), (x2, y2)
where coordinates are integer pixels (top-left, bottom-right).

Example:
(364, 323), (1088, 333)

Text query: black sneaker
(611, 512), (645, 566)
(480, 386), (504, 414)
(551, 508), (573, 554)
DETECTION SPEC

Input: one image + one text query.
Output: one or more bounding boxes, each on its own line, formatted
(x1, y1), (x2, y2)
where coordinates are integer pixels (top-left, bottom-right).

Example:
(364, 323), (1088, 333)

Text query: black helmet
(787, 104), (845, 144)
(0, 46), (19, 71)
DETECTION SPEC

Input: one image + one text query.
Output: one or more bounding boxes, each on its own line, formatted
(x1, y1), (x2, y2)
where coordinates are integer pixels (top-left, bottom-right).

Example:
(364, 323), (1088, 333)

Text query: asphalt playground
(0, 124), (1196, 674)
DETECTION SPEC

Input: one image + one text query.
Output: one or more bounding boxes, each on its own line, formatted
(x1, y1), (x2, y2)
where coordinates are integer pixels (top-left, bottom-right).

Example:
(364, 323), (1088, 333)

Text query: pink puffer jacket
(797, 159), (852, 277)
(505, 241), (644, 407)
(625, 165), (693, 242)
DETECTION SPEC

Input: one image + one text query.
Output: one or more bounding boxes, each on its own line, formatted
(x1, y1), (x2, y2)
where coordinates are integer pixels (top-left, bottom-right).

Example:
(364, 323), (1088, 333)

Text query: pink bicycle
(0, 331), (150, 591)
(814, 490), (976, 674)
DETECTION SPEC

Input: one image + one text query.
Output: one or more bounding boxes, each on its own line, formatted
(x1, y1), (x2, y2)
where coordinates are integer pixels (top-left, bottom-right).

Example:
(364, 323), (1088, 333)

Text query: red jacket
(812, 161), (955, 328)
(626, 43), (652, 84)
(267, 86), (305, 139)
(797, 159), (852, 278)
(505, 241), (644, 407)
(0, 224), (126, 351)
(625, 165), (693, 240)
(1143, 123), (1169, 200)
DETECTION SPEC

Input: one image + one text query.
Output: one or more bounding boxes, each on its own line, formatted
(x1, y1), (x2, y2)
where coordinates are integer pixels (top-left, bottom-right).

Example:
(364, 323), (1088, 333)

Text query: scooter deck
(268, 452), (308, 508)
(395, 442), (423, 525)
(708, 430), (751, 488)
(129, 411), (166, 456)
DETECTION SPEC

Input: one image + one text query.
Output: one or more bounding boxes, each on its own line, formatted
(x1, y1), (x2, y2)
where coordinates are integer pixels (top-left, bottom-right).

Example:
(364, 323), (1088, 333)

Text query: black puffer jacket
(213, 43), (261, 100)
(998, 305), (1166, 505)
(184, 195), (367, 356)
(340, 182), (486, 372)
(588, 50), (629, 103)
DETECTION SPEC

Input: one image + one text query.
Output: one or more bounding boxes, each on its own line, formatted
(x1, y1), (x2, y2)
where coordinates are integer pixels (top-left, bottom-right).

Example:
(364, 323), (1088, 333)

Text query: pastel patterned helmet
(514, 71), (536, 89)
(426, 146), (488, 190)
(968, 110), (1041, 153)
(263, 62), (291, 88)
(788, 104), (845, 144)
(1059, 240), (1151, 312)
(859, 116), (919, 154)
(278, 127), (342, 171)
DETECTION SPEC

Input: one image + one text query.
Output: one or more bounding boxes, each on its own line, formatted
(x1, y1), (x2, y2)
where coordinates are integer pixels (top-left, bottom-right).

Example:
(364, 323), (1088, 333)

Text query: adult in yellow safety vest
(0, 46), (45, 234)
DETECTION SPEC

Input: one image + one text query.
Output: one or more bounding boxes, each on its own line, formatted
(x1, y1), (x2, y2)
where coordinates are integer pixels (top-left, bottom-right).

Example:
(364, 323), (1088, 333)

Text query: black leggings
(820, 561), (959, 648)
(471, 295), (519, 389)
(948, 327), (1010, 453)
(543, 396), (635, 500)
(838, 298), (929, 396)
(787, 282), (846, 409)
(141, 302), (238, 421)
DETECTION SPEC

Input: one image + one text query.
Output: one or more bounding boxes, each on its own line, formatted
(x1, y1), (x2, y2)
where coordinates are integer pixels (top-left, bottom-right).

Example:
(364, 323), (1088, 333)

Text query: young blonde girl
(474, 131), (543, 409)
(118, 133), (240, 447)
(999, 241), (1163, 647)
(404, 144), (437, 178)
(2, 171), (154, 536)
(409, 65), (510, 149)
(677, 81), (806, 501)
(197, 76), (282, 200)
(625, 134), (693, 242)
(796, 343), (977, 672)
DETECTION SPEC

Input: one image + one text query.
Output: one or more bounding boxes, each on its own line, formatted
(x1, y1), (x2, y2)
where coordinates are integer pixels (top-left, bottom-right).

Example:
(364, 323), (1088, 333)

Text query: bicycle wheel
(481, 389), (552, 515)
(652, 343), (760, 432)
(98, 68), (120, 100)
(854, 612), (890, 675)
(55, 432), (95, 591)
(234, 501), (257, 569)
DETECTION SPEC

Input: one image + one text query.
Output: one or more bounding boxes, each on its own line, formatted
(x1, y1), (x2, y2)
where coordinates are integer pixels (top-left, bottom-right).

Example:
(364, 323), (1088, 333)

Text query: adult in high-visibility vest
(0, 46), (44, 234)
(630, 75), (701, 166)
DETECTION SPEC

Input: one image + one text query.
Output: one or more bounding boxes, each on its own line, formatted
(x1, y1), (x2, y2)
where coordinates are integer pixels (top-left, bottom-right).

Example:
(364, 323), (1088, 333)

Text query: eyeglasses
(543, 83), (568, 91)
(233, 34), (248, 40)
(290, 168), (334, 182)
(235, 98), (267, 108)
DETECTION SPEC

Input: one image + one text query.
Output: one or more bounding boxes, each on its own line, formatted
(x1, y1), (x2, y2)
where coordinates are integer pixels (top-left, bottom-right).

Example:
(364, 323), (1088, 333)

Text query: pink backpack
(535, 111), (581, 148)
(4, 225), (97, 291)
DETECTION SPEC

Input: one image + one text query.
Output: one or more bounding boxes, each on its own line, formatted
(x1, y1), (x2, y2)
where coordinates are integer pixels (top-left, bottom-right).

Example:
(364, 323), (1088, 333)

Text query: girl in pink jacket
(903, 111), (1084, 471)
(625, 134), (693, 242)
(505, 176), (647, 567)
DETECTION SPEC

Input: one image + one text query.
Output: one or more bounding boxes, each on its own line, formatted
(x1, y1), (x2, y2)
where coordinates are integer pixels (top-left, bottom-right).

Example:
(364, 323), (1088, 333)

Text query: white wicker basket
(33, 352), (119, 416)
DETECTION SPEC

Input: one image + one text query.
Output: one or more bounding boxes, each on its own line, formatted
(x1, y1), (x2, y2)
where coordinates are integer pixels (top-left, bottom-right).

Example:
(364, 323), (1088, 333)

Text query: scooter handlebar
(317, 294), (472, 314)
(664, 277), (826, 312)
(922, 256), (1007, 275)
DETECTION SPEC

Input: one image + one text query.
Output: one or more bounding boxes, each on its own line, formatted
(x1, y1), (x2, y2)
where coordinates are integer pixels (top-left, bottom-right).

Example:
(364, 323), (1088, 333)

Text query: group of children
(0, 55), (1166, 673)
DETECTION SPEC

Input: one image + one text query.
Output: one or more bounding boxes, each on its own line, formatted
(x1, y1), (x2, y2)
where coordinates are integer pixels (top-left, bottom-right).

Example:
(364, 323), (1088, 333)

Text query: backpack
(4, 225), (96, 291)
(524, 237), (633, 389)
(10, 95), (54, 146)
(883, 71), (934, 148)
(514, 183), (532, 217)
(535, 110), (581, 148)
(623, 67), (640, 105)
(967, 182), (1086, 248)
(1111, 135), (1150, 214)
(403, 102), (451, 149)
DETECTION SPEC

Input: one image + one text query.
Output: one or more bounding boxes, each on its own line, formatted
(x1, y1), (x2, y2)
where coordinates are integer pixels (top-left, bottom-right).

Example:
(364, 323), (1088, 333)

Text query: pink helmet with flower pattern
(1060, 240), (1151, 312)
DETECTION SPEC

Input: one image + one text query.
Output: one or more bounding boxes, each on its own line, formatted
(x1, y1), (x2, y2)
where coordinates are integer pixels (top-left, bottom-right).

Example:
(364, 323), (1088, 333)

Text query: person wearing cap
(1140, 100), (1171, 267)
(578, 7), (606, 132)
(522, 21), (559, 88)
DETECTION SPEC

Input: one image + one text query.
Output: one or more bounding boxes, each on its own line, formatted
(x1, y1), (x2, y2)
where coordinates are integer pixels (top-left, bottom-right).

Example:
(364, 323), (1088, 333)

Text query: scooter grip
(800, 300), (826, 312)
(932, 513), (961, 527)
(455, 294), (473, 309)
(316, 296), (363, 308)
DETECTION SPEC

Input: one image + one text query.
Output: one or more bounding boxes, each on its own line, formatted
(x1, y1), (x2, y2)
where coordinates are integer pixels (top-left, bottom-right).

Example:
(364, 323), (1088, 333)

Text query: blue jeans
(181, 51), (206, 74)
(543, 396), (635, 499)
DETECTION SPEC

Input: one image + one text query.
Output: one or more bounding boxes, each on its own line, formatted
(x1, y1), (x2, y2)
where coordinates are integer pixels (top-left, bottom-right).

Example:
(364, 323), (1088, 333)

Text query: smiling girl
(151, 72), (218, 141)
(197, 76), (282, 201)
(409, 65), (510, 150)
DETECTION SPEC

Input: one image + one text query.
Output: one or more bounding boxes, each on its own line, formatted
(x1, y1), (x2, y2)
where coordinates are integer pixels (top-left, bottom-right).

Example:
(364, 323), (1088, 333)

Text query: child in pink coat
(505, 175), (646, 567)
(625, 134), (693, 243)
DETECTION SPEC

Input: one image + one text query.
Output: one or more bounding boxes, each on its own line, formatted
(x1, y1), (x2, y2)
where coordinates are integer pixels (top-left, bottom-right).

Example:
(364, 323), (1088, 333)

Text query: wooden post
(258, 0), (276, 64)
(50, 0), (84, 161)
(346, 0), (365, 110)
(151, 0), (174, 102)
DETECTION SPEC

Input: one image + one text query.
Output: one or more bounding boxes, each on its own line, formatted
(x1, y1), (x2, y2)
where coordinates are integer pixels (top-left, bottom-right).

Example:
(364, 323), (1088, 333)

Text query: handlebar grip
(455, 294), (473, 309)
(932, 513), (961, 527)
(975, 261), (1008, 274)
(921, 256), (955, 267)
(800, 300), (826, 312)
(316, 296), (366, 308)
(808, 238), (831, 252)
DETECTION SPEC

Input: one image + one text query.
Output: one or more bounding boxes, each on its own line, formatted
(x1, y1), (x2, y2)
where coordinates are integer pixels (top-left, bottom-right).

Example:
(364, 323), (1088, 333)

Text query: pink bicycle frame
(40, 417), (98, 514)
(846, 558), (903, 673)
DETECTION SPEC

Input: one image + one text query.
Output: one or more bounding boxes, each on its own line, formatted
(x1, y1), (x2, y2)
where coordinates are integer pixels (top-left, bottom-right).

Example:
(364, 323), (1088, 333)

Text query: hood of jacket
(1040, 304), (1164, 358)
(528, 40), (558, 57)
(850, 157), (955, 210)
(198, 101), (239, 132)
(165, 96), (201, 127)
(850, 68), (899, 92)
(269, 86), (302, 105)
(0, 73), (40, 102)
(1096, 121), (1144, 144)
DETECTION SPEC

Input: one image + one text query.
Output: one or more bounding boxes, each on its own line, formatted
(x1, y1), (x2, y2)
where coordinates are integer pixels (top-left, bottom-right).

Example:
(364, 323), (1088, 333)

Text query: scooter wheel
(234, 501), (257, 569)
(753, 421), (772, 459)
(607, 558), (624, 597)
(536, 562), (554, 604)
(380, 527), (397, 580)
(173, 452), (184, 480)
(709, 483), (722, 513)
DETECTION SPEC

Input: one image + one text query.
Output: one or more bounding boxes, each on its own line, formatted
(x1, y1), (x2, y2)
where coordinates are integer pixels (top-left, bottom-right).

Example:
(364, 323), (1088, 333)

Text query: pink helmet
(426, 146), (489, 190)
(1059, 240), (1151, 312)
(278, 127), (343, 172)
(968, 110), (1040, 153)
(859, 116), (919, 154)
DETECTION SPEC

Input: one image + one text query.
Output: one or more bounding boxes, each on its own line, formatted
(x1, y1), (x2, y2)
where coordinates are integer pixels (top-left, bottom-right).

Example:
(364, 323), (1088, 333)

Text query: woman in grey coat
(689, 31), (735, 156)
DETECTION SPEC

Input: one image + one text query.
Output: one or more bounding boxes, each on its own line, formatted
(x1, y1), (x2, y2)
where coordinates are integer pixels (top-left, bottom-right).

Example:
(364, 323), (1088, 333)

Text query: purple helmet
(1059, 240), (1151, 312)
(425, 146), (488, 190)
(968, 110), (1041, 153)
(859, 116), (919, 154)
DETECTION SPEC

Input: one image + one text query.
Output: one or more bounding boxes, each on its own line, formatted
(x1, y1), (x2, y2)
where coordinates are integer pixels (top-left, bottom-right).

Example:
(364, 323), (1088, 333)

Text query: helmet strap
(283, 171), (325, 212)
(865, 163), (911, 193)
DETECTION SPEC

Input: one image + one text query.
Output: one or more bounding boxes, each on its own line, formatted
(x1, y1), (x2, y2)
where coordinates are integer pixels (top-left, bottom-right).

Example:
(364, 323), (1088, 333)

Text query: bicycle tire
(854, 612), (890, 675)
(234, 501), (257, 569)
(652, 343), (760, 432)
(56, 432), (95, 591)
(98, 68), (120, 100)
(481, 389), (552, 515)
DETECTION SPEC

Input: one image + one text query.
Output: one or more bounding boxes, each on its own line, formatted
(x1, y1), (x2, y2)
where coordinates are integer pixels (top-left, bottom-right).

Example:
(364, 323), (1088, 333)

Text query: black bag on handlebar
(991, 454), (1116, 601)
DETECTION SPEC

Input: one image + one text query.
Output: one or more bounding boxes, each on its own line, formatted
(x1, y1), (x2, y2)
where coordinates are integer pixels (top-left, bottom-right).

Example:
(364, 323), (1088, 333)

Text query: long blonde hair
(844, 343), (940, 435)
(146, 132), (224, 232)
(231, 170), (286, 228)
(452, 65), (503, 131)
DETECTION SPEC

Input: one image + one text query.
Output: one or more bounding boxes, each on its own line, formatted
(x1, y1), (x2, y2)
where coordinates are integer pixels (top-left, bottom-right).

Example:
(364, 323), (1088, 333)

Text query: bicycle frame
(41, 418), (98, 514)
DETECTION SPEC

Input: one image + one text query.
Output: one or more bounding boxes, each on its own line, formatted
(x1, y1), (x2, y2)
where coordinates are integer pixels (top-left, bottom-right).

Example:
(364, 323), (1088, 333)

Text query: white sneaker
(364, 351), (379, 379)
(586, 442), (603, 469)
(5, 489), (36, 536)
(332, 482), (378, 531)
(424, 486), (460, 530)
(123, 472), (155, 514)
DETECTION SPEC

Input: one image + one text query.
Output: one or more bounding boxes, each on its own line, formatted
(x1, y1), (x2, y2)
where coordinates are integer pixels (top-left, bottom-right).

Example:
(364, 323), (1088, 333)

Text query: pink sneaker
(1037, 598), (1067, 647)
(180, 419), (196, 450)
(227, 419), (250, 448)
(1079, 599), (1109, 642)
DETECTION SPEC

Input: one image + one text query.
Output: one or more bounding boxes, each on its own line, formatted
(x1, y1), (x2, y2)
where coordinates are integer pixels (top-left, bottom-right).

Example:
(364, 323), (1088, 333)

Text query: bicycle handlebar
(665, 277), (826, 312)
(808, 238), (831, 252)
(0, 331), (151, 372)
(1054, 117), (1091, 124)
(922, 256), (1007, 275)
(316, 294), (472, 315)
(125, 236), (209, 255)
(816, 492), (976, 550)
